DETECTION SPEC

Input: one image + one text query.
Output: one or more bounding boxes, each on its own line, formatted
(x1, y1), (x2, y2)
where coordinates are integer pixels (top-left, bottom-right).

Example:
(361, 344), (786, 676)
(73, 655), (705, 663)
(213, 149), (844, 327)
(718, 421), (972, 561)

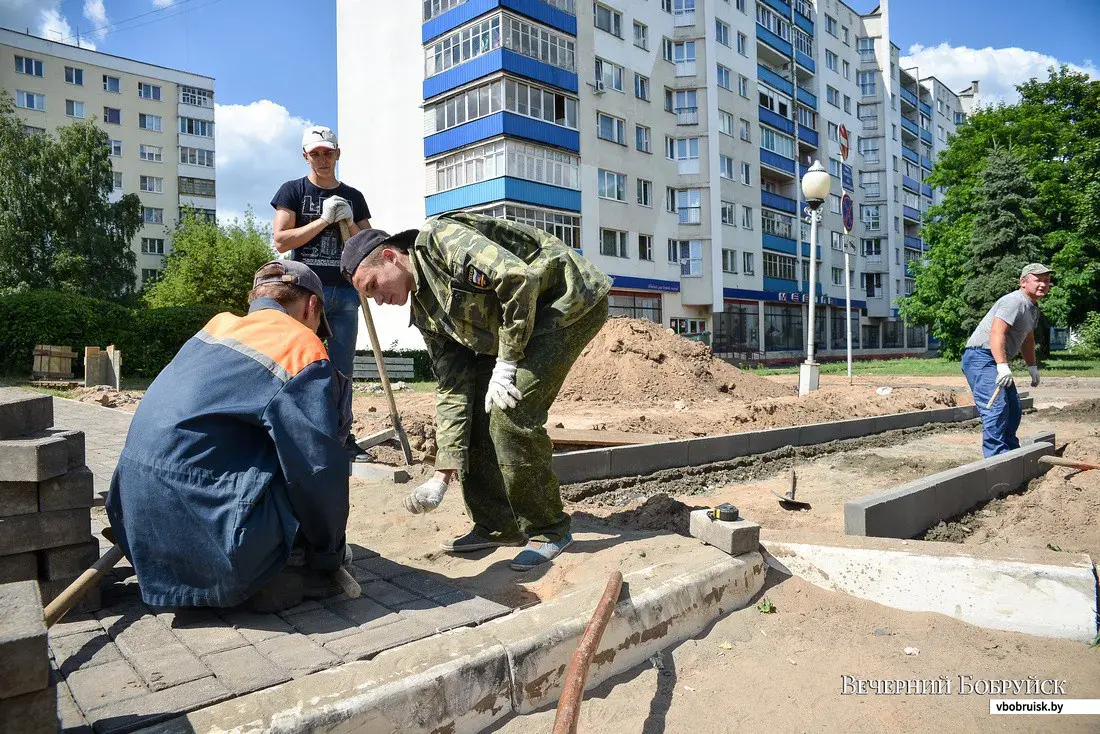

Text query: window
(673, 0), (696, 24)
(141, 269), (162, 285)
(842, 60), (850, 79)
(829, 194), (841, 213)
(15, 55), (44, 76)
(736, 0), (745, 10)
(180, 117), (213, 137)
(179, 176), (216, 197)
(425, 16), (501, 76)
(832, 267), (844, 286)
(858, 137), (880, 163)
(741, 205), (754, 229)
(758, 85), (792, 118)
(636, 124), (651, 152)
(794, 28), (812, 57)
(676, 188), (701, 224)
(797, 105), (816, 129)
(831, 231), (843, 251)
(188, 208), (217, 223)
(431, 139), (579, 193)
(669, 239), (703, 277)
(179, 86), (214, 107)
(141, 237), (165, 255)
(596, 112), (626, 144)
(722, 249), (738, 273)
(633, 20), (649, 49)
(179, 147), (214, 167)
(666, 186), (677, 212)
(739, 118), (751, 141)
(15, 91), (45, 111)
(843, 95), (851, 114)
(717, 65), (732, 90)
(862, 238), (883, 257)
(859, 170), (881, 197)
(112, 171), (122, 190)
(825, 50), (838, 72)
(740, 162), (751, 185)
(737, 32), (746, 55)
(719, 110), (734, 136)
(826, 86), (840, 107)
(65, 66), (83, 85)
(674, 89), (697, 121)
(892, 123), (898, 140)
(761, 209), (793, 239)
(139, 144), (164, 162)
(858, 71), (877, 96)
(828, 158), (841, 177)
(938, 125), (946, 142)
(595, 57), (624, 91)
(662, 37), (674, 62)
(139, 175), (163, 193)
(673, 41), (696, 75)
(828, 122), (839, 142)
(861, 204), (881, 230)
(842, 26), (849, 44)
(737, 74), (749, 97)
(600, 228), (628, 258)
(759, 126), (795, 158)
(137, 82), (162, 101)
(639, 234), (654, 261)
(103, 75), (121, 93)
(141, 207), (164, 224)
(743, 252), (755, 274)
(716, 20), (730, 46)
(501, 78), (578, 129)
(825, 14), (837, 36)
(65, 100), (84, 118)
(720, 155), (735, 179)
(597, 169), (626, 201)
(637, 178), (653, 207)
(634, 73), (650, 100)
(471, 203), (580, 249)
(857, 37), (875, 60)
(862, 273), (884, 300)
(764, 252), (798, 280)
(108, 139), (122, 157)
(424, 0), (473, 21)
(138, 113), (162, 132)
(594, 3), (622, 37)
(609, 292), (662, 323)
(756, 3), (791, 41)
(721, 201), (736, 225)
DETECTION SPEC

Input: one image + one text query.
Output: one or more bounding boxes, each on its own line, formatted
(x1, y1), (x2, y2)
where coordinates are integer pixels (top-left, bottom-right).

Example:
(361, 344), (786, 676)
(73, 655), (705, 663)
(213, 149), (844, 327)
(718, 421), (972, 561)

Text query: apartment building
(337, 0), (968, 363)
(0, 28), (216, 289)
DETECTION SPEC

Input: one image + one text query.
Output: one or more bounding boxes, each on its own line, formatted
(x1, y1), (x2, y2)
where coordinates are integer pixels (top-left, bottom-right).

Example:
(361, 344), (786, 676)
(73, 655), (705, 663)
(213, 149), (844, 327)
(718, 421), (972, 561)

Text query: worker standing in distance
(340, 214), (612, 571)
(961, 263), (1052, 457)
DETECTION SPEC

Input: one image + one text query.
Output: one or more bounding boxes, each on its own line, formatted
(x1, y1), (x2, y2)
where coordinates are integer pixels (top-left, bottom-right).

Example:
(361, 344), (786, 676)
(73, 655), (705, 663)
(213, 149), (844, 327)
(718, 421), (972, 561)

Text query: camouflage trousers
(459, 297), (608, 542)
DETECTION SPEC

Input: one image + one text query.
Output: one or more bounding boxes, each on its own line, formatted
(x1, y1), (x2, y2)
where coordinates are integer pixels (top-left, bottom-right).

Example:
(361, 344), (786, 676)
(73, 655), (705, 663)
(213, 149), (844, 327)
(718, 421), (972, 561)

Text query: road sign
(841, 164), (854, 192)
(839, 124), (850, 161)
(841, 193), (854, 233)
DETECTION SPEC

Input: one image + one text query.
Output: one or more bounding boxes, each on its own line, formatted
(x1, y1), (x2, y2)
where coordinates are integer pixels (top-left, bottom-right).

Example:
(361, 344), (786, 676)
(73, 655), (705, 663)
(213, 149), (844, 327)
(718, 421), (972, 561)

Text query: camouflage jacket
(409, 213), (611, 364)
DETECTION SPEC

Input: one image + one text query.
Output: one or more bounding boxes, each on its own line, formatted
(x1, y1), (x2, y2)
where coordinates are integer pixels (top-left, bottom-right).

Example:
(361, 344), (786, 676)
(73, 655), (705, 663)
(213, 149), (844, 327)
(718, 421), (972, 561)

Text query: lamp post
(799, 160), (831, 397)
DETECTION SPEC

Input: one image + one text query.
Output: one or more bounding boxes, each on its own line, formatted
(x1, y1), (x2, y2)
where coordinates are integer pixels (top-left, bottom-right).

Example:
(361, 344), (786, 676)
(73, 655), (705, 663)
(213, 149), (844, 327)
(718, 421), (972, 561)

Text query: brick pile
(0, 580), (56, 731)
(0, 388), (100, 613)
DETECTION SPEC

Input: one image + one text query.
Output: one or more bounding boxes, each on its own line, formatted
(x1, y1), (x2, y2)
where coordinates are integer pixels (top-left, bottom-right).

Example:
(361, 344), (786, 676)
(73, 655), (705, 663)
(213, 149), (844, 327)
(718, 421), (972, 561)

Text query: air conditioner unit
(591, 79), (606, 94)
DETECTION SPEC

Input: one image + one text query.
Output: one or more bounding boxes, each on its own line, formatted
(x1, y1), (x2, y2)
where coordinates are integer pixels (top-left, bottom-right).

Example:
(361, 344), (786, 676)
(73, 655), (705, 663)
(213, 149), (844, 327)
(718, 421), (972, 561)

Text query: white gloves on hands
(404, 476), (447, 514)
(484, 359), (522, 413)
(320, 195), (352, 224)
(995, 363), (1014, 389)
(1028, 364), (1040, 387)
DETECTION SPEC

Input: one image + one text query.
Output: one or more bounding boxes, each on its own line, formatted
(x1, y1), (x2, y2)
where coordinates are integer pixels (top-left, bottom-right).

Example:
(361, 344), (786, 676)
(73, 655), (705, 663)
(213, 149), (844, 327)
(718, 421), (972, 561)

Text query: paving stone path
(48, 398), (511, 733)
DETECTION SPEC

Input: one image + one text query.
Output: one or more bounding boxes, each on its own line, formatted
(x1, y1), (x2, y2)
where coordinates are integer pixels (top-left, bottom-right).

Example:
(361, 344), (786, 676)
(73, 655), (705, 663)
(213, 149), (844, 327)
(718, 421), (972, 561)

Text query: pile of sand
(557, 317), (791, 404)
(69, 386), (142, 412)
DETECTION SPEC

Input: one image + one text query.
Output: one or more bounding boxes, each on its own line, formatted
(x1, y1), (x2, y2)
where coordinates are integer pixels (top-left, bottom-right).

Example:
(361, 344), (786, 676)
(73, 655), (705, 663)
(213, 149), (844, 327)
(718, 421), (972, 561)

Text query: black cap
(340, 228), (419, 282)
(252, 260), (333, 339)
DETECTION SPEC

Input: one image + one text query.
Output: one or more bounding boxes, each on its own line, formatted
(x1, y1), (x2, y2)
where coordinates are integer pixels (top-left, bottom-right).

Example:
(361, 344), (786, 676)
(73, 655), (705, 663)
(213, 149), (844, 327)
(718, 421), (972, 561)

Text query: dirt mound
(1047, 398), (1100, 422)
(591, 493), (697, 535)
(557, 317), (790, 404)
(69, 386), (142, 411)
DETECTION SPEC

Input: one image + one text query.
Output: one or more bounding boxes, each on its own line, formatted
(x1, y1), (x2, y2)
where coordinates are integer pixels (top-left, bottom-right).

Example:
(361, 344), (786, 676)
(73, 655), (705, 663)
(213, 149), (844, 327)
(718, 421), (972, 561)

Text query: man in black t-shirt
(272, 125), (372, 461)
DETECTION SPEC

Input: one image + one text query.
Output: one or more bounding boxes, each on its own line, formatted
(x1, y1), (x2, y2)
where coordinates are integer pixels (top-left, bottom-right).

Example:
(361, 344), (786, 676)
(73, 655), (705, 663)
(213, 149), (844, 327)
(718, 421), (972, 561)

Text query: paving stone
(349, 544), (380, 560)
(109, 615), (177, 658)
(347, 564), (380, 584)
(0, 684), (58, 734)
(164, 617), (250, 658)
(84, 675), (231, 734)
(688, 511), (761, 556)
(421, 591), (512, 631)
(0, 552), (37, 583)
(48, 612), (104, 638)
(322, 616), (431, 662)
(47, 428), (86, 470)
(0, 434), (69, 482)
(326, 595), (401, 629)
(283, 607), (360, 644)
(48, 629), (122, 676)
(38, 467), (95, 512)
(219, 609), (294, 644)
(38, 539), (99, 580)
(56, 679), (93, 734)
(0, 579), (48, 699)
(253, 632), (339, 678)
(354, 555), (408, 580)
(0, 508), (91, 556)
(361, 580), (419, 608)
(390, 571), (460, 600)
(127, 643), (211, 692)
(275, 599), (322, 618)
(0, 480), (39, 517)
(65, 659), (147, 713)
(200, 646), (290, 695)
(0, 388), (53, 440)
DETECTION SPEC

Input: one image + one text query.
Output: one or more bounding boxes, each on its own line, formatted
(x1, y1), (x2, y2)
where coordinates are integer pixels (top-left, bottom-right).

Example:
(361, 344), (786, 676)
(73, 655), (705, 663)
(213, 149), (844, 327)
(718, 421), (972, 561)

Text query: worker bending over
(341, 214), (611, 570)
(961, 263), (1052, 457)
(106, 260), (353, 610)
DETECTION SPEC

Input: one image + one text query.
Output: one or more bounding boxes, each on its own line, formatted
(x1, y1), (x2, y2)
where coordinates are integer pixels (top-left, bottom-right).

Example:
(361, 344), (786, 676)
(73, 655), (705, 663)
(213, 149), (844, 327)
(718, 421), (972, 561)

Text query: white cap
(302, 125), (338, 152)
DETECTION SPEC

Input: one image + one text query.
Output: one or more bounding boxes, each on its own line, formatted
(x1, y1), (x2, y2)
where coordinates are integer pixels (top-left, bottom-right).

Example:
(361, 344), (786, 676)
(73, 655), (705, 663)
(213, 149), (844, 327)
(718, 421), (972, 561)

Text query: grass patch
(355, 380), (437, 394)
(751, 353), (1100, 377)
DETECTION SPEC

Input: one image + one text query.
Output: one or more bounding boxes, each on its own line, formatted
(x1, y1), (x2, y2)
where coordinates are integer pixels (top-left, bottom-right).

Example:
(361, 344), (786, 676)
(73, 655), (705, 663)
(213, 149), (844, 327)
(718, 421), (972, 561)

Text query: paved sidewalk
(52, 397), (131, 502)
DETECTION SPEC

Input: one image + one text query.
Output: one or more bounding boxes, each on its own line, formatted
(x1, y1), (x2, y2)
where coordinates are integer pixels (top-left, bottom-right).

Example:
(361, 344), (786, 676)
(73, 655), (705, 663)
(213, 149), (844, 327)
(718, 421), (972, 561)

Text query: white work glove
(995, 363), (1014, 389)
(404, 476), (447, 514)
(484, 359), (522, 413)
(1028, 364), (1040, 387)
(320, 195), (351, 224)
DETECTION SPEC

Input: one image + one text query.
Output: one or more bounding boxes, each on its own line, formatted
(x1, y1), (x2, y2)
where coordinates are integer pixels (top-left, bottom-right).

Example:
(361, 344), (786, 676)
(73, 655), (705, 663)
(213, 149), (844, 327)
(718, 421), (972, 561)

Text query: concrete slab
(0, 434), (69, 482)
(688, 511), (761, 555)
(763, 530), (1098, 642)
(608, 438), (691, 478)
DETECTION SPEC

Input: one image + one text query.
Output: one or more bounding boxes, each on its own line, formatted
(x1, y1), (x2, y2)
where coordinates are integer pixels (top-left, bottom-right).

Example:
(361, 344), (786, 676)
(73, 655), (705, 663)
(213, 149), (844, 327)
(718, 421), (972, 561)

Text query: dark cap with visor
(252, 259), (332, 339)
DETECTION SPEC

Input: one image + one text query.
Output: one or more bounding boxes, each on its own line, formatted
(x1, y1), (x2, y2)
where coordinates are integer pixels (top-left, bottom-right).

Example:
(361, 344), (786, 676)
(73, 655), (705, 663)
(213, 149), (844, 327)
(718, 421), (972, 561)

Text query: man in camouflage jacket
(341, 213), (611, 570)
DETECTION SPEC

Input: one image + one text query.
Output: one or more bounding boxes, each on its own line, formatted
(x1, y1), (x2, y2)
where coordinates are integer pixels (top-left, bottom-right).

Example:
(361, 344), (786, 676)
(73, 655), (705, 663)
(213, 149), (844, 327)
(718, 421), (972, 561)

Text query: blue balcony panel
(425, 177), (580, 216)
(798, 124), (818, 147)
(764, 0), (792, 16)
(796, 85), (817, 109)
(901, 146), (919, 165)
(900, 86), (918, 107)
(920, 128), (933, 145)
(425, 112), (579, 157)
(611, 274), (680, 293)
(904, 235), (922, 250)
(760, 149), (796, 175)
(901, 175), (920, 193)
(900, 116), (919, 136)
(919, 100), (932, 117)
(798, 163), (809, 179)
(921, 155), (934, 170)
(902, 205), (922, 222)
(794, 11), (814, 36)
(921, 183), (933, 198)
(795, 51), (815, 73)
(424, 49), (577, 100)
(423, 0), (577, 43)
(759, 107), (795, 135)
(757, 65), (794, 96)
(756, 24), (793, 56)
(763, 277), (823, 295)
(762, 190), (798, 215)
(762, 233), (820, 259)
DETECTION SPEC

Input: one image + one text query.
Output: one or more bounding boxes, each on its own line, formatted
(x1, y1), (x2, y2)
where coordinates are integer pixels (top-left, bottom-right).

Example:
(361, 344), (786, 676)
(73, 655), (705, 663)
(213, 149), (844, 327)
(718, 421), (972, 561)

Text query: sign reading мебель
(840, 675), (1100, 715)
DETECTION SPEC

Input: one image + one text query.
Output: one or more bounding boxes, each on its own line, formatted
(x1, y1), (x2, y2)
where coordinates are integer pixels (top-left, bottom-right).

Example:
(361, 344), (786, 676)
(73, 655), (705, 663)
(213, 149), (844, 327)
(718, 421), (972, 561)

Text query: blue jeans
(961, 347), (1021, 457)
(322, 285), (360, 379)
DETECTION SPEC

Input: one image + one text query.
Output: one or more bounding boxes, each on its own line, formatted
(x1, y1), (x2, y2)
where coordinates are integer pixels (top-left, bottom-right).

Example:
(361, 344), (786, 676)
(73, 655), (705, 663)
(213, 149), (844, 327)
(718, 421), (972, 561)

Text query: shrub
(1077, 312), (1100, 356)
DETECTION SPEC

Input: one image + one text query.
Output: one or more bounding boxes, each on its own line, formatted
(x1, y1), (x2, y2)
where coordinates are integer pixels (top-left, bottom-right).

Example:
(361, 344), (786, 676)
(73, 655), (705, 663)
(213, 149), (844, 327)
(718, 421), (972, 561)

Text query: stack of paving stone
(0, 388), (99, 613)
(0, 580), (57, 731)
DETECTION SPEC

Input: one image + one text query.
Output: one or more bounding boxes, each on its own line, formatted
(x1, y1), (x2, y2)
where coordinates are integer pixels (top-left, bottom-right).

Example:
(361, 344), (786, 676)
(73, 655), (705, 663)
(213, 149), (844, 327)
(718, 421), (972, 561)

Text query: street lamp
(799, 160), (831, 397)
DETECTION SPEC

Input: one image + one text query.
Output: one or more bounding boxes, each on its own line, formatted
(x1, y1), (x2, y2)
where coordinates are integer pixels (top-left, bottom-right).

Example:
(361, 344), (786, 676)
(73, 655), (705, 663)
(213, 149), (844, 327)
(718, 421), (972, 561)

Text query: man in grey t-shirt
(961, 263), (1052, 456)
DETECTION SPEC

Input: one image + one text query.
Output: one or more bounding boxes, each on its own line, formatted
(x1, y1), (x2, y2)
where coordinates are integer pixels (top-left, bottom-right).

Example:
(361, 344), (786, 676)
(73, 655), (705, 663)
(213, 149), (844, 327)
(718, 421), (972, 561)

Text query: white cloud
(0, 0), (95, 48)
(902, 43), (1100, 107)
(152, 0), (175, 7)
(82, 0), (108, 40)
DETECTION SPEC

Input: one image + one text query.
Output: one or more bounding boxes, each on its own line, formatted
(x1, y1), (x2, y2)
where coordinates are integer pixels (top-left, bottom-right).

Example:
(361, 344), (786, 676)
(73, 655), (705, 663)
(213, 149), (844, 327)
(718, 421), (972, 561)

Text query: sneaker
(441, 530), (527, 553)
(510, 535), (574, 571)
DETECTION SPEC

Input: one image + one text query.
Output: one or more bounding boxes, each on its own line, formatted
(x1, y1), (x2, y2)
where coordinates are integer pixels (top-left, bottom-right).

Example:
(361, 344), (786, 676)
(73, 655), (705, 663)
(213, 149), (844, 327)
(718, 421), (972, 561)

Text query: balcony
(920, 128), (933, 145)
(922, 183), (933, 198)
(900, 116), (919, 137)
(678, 206), (702, 225)
(900, 86), (918, 108)
(762, 190), (799, 215)
(794, 5), (814, 35)
(919, 100), (933, 117)
(760, 149), (796, 175)
(673, 9), (695, 26)
(796, 85), (817, 109)
(677, 158), (700, 175)
(858, 50), (877, 66)
(758, 65), (793, 96)
(675, 60), (697, 77)
(921, 155), (934, 170)
(902, 175), (920, 193)
(903, 205), (922, 222)
(795, 51), (815, 73)
(861, 116), (879, 131)
(902, 146), (920, 165)
(798, 125), (818, 147)
(764, 0), (792, 14)
(675, 106), (698, 125)
(756, 24), (793, 57)
(759, 106), (795, 135)
(904, 235), (922, 250)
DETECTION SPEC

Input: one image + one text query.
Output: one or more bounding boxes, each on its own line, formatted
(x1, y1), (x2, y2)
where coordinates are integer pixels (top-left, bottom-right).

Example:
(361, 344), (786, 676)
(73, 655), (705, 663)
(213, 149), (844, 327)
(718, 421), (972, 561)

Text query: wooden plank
(548, 428), (671, 447)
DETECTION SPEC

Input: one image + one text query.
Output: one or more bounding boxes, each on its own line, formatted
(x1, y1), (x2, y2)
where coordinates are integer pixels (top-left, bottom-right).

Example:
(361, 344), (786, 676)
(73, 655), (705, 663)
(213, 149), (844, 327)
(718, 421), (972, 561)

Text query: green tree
(0, 92), (141, 300)
(144, 208), (275, 315)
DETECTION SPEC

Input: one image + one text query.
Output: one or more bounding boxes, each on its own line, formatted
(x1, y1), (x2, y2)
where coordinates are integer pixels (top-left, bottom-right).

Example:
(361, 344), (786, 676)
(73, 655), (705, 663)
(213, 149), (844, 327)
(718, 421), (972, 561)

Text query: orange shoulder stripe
(200, 309), (330, 379)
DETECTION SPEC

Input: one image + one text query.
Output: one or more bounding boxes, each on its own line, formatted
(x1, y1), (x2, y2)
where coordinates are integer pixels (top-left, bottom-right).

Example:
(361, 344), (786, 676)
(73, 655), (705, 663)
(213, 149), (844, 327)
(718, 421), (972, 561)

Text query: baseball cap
(253, 260), (332, 339)
(340, 228), (420, 282)
(1020, 263), (1054, 278)
(302, 125), (338, 153)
